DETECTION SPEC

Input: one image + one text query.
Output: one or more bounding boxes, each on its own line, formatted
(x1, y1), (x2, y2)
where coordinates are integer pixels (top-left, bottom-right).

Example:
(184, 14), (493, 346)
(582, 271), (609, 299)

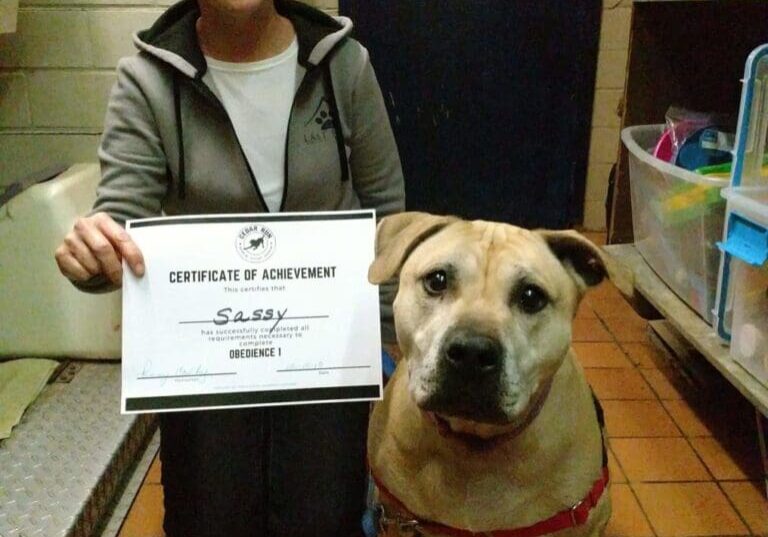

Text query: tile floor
(117, 233), (768, 537)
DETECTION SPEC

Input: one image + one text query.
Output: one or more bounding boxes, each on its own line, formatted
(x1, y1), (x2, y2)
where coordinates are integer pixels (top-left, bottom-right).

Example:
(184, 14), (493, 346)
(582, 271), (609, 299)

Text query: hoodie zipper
(185, 74), (307, 213)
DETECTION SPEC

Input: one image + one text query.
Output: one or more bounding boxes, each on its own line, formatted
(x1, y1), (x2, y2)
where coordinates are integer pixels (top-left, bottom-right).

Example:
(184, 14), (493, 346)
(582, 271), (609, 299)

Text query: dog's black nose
(444, 333), (503, 375)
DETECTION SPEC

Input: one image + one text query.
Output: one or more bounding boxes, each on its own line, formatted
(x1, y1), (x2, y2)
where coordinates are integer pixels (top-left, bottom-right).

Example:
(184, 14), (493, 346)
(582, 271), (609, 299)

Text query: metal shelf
(605, 244), (768, 417)
(0, 362), (156, 537)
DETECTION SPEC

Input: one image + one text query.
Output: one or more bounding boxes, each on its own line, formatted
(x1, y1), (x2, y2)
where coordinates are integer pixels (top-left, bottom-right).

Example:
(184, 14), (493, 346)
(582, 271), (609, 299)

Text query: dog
(367, 212), (631, 537)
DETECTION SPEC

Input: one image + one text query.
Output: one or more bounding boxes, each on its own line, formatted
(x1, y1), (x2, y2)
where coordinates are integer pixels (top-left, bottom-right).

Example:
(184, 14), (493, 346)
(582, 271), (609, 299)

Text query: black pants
(160, 402), (369, 537)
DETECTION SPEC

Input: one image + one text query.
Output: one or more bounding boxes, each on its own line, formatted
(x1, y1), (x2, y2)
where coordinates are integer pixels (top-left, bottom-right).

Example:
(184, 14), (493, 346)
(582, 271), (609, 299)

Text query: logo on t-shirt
(304, 96), (336, 144)
(235, 224), (276, 263)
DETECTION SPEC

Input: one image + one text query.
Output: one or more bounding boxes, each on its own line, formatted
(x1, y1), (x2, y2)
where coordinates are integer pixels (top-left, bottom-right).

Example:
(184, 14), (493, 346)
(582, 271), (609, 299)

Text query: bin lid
(731, 43), (768, 188)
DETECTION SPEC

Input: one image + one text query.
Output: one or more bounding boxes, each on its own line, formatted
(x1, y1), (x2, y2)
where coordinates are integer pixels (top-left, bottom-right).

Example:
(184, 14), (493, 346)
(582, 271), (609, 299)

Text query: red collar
(372, 466), (609, 537)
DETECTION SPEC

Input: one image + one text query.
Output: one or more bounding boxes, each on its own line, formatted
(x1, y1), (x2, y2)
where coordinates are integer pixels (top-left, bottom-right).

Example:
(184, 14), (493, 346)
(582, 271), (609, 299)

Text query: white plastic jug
(0, 164), (121, 359)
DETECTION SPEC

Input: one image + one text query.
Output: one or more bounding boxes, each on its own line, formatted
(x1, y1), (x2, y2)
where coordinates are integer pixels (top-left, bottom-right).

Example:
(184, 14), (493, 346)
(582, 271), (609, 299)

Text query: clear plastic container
(720, 186), (768, 386)
(0, 164), (122, 360)
(622, 125), (729, 323)
(729, 258), (768, 387)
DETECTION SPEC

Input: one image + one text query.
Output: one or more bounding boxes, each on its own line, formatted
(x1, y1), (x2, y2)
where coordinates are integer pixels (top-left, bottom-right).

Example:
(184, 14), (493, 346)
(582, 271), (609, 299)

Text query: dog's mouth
(421, 381), (553, 447)
(426, 412), (502, 438)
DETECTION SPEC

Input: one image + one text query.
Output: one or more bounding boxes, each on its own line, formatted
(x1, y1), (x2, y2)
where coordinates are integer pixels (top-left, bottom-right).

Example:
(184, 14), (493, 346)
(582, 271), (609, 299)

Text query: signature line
(179, 315), (330, 325)
(138, 372), (237, 380)
(276, 366), (372, 373)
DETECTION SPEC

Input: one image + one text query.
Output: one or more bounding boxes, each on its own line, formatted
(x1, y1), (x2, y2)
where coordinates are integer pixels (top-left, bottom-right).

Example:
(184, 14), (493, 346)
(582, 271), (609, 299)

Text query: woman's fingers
(54, 247), (95, 282)
(55, 212), (146, 286)
(96, 214), (145, 277)
(73, 216), (123, 285)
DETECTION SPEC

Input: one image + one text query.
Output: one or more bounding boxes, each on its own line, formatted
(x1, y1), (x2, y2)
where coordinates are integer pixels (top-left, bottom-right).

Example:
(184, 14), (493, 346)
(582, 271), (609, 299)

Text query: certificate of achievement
(121, 211), (382, 414)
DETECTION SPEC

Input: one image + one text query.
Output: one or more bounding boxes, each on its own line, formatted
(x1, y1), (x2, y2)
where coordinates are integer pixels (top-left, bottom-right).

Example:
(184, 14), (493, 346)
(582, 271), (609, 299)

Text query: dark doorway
(340, 1), (601, 229)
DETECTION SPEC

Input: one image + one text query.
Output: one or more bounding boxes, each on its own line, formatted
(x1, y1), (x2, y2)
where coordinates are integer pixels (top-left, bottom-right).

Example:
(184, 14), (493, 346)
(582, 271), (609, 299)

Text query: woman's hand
(55, 212), (145, 286)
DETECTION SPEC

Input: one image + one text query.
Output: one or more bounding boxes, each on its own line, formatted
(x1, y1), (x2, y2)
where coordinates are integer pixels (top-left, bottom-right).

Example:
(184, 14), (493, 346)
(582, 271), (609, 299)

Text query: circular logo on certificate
(235, 224), (276, 263)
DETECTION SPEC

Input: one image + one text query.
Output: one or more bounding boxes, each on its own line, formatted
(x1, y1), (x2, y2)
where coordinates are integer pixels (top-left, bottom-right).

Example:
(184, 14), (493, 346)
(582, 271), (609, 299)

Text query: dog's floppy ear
(538, 230), (633, 296)
(368, 212), (457, 284)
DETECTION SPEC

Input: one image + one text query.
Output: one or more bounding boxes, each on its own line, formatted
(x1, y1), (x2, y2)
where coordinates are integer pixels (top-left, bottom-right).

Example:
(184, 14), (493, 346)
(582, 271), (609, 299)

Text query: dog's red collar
(372, 466), (609, 537)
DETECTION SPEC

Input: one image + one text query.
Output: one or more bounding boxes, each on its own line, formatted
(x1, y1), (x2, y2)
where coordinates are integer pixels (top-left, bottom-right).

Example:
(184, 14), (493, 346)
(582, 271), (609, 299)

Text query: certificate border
(125, 384), (381, 412)
(129, 211), (374, 228)
(123, 211), (381, 413)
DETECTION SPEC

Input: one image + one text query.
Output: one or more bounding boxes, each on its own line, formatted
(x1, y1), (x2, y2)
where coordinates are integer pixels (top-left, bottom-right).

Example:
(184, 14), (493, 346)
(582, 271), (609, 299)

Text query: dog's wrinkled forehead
(369, 212), (618, 296)
(402, 221), (569, 289)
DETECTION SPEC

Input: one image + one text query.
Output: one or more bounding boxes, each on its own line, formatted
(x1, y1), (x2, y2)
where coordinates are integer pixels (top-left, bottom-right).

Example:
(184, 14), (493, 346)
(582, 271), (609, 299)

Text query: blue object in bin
(675, 127), (733, 171)
(718, 215), (768, 266)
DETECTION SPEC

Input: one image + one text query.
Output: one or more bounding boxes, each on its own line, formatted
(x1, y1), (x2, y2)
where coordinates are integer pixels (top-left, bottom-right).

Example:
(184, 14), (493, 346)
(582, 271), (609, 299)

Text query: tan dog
(368, 213), (629, 537)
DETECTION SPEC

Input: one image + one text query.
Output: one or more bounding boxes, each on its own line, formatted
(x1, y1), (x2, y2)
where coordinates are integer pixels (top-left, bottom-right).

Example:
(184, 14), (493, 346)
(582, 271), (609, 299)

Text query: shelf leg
(757, 408), (768, 499)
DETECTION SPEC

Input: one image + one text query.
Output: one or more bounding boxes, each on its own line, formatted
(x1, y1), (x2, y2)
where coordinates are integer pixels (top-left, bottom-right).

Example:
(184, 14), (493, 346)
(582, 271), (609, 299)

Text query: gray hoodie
(88, 0), (405, 343)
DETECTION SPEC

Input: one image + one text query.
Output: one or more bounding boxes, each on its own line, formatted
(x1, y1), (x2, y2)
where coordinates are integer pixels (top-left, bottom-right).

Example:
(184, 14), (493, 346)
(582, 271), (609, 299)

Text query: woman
(54, 0), (405, 535)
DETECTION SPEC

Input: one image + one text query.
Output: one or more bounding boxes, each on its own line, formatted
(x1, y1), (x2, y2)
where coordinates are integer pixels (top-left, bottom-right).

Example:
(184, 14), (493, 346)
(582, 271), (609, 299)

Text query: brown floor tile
(608, 447), (627, 484)
(662, 400), (711, 437)
(573, 318), (613, 342)
(576, 301), (597, 319)
(605, 484), (654, 537)
(591, 296), (641, 320)
(146, 454), (162, 485)
(588, 282), (626, 303)
(721, 481), (768, 535)
(118, 484), (165, 537)
(663, 395), (758, 439)
(582, 231), (607, 246)
(634, 482), (749, 537)
(621, 343), (667, 369)
(611, 438), (711, 482)
(573, 342), (633, 368)
(689, 436), (764, 481)
(602, 315), (650, 343)
(602, 400), (681, 438)
(640, 369), (686, 400)
(584, 368), (656, 400)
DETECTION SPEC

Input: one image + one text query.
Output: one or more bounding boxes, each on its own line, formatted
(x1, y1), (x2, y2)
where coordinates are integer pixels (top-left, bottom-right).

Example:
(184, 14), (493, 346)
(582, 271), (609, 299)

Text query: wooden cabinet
(607, 0), (768, 244)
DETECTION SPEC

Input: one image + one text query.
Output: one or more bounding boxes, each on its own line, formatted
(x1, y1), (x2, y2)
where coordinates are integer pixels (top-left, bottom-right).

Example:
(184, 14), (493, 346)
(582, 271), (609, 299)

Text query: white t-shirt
(204, 38), (299, 212)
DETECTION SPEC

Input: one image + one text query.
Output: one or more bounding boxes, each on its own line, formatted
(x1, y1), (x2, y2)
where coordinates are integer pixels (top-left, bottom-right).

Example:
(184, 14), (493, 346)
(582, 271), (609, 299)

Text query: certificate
(121, 211), (382, 414)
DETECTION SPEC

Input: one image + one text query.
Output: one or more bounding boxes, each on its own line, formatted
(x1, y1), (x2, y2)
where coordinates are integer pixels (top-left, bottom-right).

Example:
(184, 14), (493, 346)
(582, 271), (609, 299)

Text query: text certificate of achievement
(121, 211), (382, 414)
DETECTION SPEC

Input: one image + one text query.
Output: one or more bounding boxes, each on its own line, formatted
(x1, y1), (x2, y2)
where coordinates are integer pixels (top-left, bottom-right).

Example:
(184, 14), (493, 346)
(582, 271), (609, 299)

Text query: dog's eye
(423, 270), (449, 295)
(517, 284), (548, 314)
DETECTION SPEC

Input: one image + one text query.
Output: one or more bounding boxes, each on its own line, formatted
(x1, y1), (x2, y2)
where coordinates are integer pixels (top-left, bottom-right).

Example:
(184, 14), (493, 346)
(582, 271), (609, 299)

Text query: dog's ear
(368, 212), (457, 284)
(537, 230), (633, 296)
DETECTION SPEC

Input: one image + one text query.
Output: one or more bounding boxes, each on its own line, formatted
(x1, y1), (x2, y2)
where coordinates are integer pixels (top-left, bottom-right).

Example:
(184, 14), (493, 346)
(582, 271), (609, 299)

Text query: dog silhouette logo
(244, 236), (266, 251)
(236, 224), (276, 263)
(305, 97), (335, 131)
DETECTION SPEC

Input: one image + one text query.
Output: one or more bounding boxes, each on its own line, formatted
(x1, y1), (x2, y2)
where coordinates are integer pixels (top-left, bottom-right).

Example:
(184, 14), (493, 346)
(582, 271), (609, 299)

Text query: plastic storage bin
(0, 164), (122, 359)
(622, 125), (729, 323)
(720, 187), (768, 386)
(714, 44), (768, 340)
(730, 259), (768, 386)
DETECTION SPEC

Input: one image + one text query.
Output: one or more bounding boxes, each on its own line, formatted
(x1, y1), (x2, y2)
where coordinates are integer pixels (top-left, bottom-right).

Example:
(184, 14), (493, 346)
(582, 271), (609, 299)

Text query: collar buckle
(377, 505), (423, 537)
(569, 495), (591, 527)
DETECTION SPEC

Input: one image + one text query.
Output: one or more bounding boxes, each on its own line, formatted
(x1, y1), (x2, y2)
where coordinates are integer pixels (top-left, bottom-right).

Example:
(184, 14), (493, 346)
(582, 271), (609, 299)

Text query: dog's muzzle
(444, 331), (503, 377)
(418, 330), (511, 424)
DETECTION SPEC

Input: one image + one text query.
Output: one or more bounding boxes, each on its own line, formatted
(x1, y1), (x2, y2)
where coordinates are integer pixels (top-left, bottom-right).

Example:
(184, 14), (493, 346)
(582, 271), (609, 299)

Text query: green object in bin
(695, 154), (768, 178)
(659, 181), (725, 226)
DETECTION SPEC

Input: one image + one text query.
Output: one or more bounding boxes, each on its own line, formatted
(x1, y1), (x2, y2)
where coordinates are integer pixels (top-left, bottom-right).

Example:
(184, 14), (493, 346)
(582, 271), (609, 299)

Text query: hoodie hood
(133, 0), (353, 79)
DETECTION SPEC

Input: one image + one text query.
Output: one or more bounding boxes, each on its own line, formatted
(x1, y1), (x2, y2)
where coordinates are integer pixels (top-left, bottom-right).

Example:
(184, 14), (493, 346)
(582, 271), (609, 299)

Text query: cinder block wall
(0, 0), (338, 187)
(1, 0), (629, 233)
(583, 0), (632, 230)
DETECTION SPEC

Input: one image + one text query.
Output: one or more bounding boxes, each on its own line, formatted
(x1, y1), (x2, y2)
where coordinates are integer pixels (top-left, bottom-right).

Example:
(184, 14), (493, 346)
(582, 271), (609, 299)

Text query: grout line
(17, 5), (163, 11)
(0, 66), (117, 73)
(715, 480), (756, 536)
(596, 284), (755, 536)
(598, 287), (660, 535)
(0, 128), (103, 135)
